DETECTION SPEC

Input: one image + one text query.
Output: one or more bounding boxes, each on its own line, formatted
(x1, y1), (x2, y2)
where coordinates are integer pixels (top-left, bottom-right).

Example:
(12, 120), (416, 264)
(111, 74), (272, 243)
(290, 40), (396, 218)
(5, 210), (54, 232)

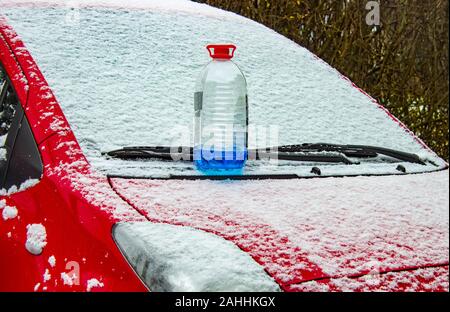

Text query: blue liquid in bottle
(194, 146), (248, 171)
(194, 44), (248, 173)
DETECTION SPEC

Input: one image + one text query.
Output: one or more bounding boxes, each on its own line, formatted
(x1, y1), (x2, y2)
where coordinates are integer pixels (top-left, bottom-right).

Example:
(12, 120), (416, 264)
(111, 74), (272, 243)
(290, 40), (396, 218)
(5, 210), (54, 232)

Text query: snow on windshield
(1, 1), (445, 176)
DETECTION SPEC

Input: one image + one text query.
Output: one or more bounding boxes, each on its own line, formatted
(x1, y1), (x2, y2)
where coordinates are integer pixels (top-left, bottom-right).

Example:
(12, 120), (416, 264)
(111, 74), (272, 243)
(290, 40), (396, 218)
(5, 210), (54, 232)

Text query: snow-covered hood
(109, 170), (449, 290)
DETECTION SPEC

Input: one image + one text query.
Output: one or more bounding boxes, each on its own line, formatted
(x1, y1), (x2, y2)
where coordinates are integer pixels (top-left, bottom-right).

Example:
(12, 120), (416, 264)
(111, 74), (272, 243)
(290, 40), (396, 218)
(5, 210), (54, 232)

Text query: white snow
(114, 222), (281, 292)
(25, 223), (47, 255)
(48, 255), (56, 267)
(86, 278), (104, 292)
(0, 147), (6, 160)
(2, 204), (17, 220)
(0, 134), (7, 146)
(111, 169), (449, 289)
(1, 0), (448, 292)
(17, 178), (39, 191)
(43, 268), (51, 282)
(34, 283), (40, 292)
(0, 133), (6, 161)
(0, 199), (18, 220)
(0, 0), (246, 22)
(288, 266), (449, 292)
(60, 272), (75, 286)
(0, 178), (39, 196)
(1, 2), (446, 178)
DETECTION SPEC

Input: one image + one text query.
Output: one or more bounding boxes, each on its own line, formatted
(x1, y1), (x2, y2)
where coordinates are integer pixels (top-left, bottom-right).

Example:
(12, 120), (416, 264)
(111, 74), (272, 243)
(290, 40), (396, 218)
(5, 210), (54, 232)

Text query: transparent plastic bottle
(194, 44), (248, 171)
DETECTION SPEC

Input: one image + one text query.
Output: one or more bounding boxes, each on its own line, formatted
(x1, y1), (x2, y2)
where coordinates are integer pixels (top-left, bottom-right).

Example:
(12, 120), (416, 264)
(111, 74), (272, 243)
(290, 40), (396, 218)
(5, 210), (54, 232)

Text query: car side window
(0, 62), (43, 191)
(0, 65), (13, 178)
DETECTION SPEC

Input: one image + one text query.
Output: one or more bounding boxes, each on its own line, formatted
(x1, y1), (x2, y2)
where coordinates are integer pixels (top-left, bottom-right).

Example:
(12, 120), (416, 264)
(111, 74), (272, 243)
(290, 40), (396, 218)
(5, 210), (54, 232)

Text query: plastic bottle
(194, 44), (248, 171)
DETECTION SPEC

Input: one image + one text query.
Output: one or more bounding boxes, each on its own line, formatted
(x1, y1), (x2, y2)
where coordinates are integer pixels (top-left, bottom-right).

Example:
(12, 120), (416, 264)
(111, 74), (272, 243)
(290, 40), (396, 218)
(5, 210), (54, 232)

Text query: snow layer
(0, 0), (244, 21)
(114, 222), (281, 291)
(43, 268), (51, 282)
(0, 178), (39, 196)
(0, 148), (6, 160)
(1, 133), (6, 160)
(0, 199), (18, 220)
(287, 266), (449, 292)
(25, 223), (47, 255)
(60, 272), (75, 286)
(111, 170), (449, 289)
(1, 1), (446, 177)
(86, 278), (104, 292)
(48, 255), (56, 267)
(1, 204), (17, 220)
(0, 134), (6, 146)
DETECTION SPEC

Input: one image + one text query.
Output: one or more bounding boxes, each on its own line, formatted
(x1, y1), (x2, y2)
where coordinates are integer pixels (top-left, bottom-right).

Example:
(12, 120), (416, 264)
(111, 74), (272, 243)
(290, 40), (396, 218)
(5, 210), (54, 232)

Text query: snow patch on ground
(25, 223), (47, 255)
(86, 278), (104, 292)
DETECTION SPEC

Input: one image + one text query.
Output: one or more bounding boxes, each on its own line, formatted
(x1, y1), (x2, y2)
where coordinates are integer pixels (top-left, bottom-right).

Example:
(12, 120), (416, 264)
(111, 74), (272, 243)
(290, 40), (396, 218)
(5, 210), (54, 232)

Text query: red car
(0, 0), (448, 292)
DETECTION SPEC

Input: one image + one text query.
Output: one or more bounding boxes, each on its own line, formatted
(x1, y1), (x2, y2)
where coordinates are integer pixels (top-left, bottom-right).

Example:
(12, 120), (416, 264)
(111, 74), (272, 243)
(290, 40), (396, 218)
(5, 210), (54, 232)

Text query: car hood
(109, 170), (449, 290)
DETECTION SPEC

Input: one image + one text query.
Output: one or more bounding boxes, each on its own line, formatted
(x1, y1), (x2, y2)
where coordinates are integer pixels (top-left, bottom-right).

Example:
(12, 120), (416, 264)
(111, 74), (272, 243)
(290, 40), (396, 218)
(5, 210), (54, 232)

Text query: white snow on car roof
(0, 0), (446, 177)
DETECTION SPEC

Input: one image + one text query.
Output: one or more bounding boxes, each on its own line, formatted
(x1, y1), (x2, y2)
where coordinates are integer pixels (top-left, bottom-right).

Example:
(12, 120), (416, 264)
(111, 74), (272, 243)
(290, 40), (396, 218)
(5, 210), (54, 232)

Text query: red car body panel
(109, 175), (449, 291)
(0, 13), (448, 292)
(0, 17), (147, 292)
(285, 265), (450, 292)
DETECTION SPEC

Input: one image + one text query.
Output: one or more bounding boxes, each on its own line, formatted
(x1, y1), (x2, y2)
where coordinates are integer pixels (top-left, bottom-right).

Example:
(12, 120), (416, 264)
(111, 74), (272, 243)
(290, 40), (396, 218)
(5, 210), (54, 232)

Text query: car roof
(0, 0), (446, 177)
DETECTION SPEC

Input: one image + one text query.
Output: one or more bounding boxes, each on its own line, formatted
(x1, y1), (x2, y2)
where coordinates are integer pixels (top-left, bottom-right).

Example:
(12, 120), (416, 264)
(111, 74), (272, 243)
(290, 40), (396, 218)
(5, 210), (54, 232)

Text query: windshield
(1, 2), (445, 177)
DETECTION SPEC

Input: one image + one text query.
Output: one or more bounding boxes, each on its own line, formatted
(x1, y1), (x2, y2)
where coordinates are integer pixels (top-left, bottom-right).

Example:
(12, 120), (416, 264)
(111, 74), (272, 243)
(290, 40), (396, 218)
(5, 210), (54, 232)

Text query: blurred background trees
(200, 0), (449, 159)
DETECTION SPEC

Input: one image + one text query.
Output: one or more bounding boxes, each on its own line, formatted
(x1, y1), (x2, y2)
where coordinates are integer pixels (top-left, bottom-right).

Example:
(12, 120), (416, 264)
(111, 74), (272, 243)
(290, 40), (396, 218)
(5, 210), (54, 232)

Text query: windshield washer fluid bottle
(194, 44), (248, 172)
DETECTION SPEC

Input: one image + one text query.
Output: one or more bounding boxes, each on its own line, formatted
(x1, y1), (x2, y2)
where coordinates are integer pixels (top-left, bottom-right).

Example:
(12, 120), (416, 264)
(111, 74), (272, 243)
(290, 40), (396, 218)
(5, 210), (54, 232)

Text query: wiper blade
(106, 143), (425, 165)
(105, 146), (354, 164)
(270, 143), (426, 165)
(104, 146), (193, 161)
(252, 148), (354, 164)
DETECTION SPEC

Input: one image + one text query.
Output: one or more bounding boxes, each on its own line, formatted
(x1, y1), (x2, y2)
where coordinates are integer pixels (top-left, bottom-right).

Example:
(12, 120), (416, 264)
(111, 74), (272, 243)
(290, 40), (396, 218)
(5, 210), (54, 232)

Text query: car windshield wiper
(269, 143), (426, 165)
(105, 143), (426, 165)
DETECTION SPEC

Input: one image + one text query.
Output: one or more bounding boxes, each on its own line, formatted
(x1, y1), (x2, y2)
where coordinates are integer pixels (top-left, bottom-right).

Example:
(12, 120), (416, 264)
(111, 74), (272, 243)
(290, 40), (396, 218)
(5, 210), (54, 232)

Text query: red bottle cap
(206, 44), (236, 60)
